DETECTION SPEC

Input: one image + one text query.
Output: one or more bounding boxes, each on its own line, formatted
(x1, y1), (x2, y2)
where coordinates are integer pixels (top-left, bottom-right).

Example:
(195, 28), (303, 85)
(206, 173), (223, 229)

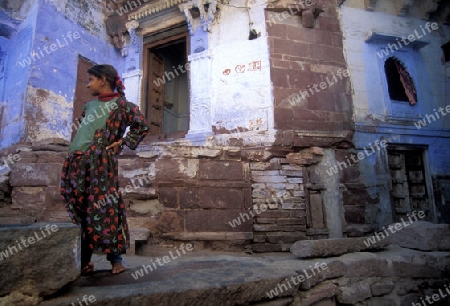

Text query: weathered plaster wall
(209, 0), (274, 136)
(24, 0), (123, 142)
(0, 0), (123, 146)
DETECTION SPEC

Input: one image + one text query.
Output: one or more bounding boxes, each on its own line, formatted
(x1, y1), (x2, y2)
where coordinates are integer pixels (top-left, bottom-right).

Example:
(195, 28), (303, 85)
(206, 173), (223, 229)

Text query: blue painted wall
(0, 3), (38, 148)
(0, 0), (125, 148)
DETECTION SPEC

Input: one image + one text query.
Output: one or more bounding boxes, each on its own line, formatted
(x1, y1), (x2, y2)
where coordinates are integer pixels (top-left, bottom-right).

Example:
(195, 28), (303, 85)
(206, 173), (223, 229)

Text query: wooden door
(147, 51), (164, 135)
(388, 150), (430, 221)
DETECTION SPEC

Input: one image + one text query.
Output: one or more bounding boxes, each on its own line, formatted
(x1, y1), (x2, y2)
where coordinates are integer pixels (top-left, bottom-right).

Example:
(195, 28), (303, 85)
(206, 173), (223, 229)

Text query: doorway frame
(142, 31), (190, 141)
(386, 144), (437, 223)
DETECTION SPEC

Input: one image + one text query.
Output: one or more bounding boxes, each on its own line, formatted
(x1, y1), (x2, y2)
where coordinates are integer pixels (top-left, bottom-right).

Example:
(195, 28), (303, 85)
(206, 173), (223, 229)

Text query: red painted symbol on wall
(223, 69), (231, 75)
(235, 65), (246, 73)
(248, 60), (261, 71)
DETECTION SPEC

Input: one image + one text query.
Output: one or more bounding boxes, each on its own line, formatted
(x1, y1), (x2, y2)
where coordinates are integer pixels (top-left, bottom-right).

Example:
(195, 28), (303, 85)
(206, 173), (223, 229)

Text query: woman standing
(61, 64), (149, 275)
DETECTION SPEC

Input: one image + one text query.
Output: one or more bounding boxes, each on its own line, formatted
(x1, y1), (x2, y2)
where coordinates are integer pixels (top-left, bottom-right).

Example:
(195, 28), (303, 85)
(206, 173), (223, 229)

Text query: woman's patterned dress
(61, 97), (149, 254)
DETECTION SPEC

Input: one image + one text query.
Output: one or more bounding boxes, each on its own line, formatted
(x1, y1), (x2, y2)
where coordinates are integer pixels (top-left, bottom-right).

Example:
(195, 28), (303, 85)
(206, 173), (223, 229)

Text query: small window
(442, 41), (450, 62)
(384, 57), (417, 105)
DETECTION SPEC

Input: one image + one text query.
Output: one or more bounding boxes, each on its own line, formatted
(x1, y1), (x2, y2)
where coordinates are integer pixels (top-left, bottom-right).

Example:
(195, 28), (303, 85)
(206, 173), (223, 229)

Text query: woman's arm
(120, 100), (149, 150)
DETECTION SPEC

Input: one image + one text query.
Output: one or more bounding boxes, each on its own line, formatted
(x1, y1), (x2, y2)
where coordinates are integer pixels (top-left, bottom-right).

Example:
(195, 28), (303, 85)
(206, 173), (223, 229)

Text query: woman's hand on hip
(106, 140), (123, 154)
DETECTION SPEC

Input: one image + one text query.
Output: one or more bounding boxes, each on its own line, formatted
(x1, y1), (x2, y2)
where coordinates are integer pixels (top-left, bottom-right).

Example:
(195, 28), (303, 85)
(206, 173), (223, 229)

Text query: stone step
(129, 227), (151, 256)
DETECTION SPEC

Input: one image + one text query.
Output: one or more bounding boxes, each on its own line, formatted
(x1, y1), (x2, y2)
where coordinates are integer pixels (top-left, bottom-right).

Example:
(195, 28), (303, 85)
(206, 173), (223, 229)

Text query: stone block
(0, 216), (36, 224)
(198, 160), (244, 180)
(254, 224), (306, 232)
(156, 211), (184, 233)
(343, 257), (389, 277)
(366, 297), (397, 306)
(371, 279), (395, 296)
(128, 227), (151, 256)
(392, 260), (440, 278)
(31, 138), (69, 152)
(395, 279), (423, 296)
(130, 227), (151, 241)
(286, 148), (323, 165)
(10, 163), (61, 187)
(252, 176), (287, 183)
(286, 24), (315, 43)
(250, 162), (281, 171)
(129, 199), (165, 215)
(301, 9), (315, 28)
(161, 232), (252, 241)
(256, 217), (277, 224)
(254, 234), (266, 243)
(185, 210), (253, 232)
(36, 151), (67, 163)
(180, 187), (245, 209)
(287, 178), (303, 183)
(252, 243), (282, 252)
(299, 260), (345, 290)
(15, 151), (38, 163)
(310, 298), (336, 306)
(281, 165), (303, 171)
(252, 170), (280, 176)
(266, 232), (308, 244)
(310, 193), (324, 228)
(122, 186), (156, 200)
(241, 149), (273, 162)
(0, 222), (80, 299)
(279, 170), (303, 177)
(281, 201), (306, 210)
(154, 159), (198, 180)
(255, 297), (294, 306)
(390, 221), (450, 251)
(300, 281), (339, 306)
(158, 187), (179, 208)
(11, 187), (47, 218)
(258, 211), (292, 218)
(290, 237), (389, 258)
(277, 218), (306, 225)
(337, 278), (373, 304)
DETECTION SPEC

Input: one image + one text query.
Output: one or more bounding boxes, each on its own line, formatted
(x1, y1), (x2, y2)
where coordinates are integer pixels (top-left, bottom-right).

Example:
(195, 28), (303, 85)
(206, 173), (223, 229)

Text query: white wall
(208, 0), (274, 134)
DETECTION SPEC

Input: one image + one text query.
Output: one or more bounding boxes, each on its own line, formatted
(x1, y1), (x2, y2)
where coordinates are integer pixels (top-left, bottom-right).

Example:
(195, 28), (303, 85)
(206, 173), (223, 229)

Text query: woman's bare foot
(111, 261), (125, 274)
(81, 262), (94, 275)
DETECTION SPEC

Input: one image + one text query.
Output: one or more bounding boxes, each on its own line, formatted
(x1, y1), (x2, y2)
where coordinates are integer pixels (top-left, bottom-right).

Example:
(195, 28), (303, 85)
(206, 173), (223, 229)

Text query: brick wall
(266, 0), (353, 133)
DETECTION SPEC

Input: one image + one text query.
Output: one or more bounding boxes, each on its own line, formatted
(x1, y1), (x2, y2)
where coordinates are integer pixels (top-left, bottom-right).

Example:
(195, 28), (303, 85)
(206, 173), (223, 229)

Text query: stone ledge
(130, 228), (151, 241)
(161, 232), (253, 241)
(390, 221), (450, 252)
(291, 237), (390, 258)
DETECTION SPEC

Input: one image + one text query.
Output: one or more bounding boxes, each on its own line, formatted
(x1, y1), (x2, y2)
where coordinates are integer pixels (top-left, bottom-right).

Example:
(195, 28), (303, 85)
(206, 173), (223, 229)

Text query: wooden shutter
(147, 51), (164, 135)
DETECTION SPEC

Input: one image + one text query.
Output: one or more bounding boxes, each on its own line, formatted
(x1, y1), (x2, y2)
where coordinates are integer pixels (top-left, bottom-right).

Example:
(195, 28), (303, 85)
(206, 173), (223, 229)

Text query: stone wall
(0, 140), (67, 225)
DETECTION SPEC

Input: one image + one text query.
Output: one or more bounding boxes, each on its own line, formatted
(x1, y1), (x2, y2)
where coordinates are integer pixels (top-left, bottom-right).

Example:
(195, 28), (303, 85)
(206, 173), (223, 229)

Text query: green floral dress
(60, 97), (149, 254)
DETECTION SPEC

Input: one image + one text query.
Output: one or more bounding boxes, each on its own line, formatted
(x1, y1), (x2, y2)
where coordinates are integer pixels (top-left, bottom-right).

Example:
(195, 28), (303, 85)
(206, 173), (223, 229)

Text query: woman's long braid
(115, 75), (126, 99)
